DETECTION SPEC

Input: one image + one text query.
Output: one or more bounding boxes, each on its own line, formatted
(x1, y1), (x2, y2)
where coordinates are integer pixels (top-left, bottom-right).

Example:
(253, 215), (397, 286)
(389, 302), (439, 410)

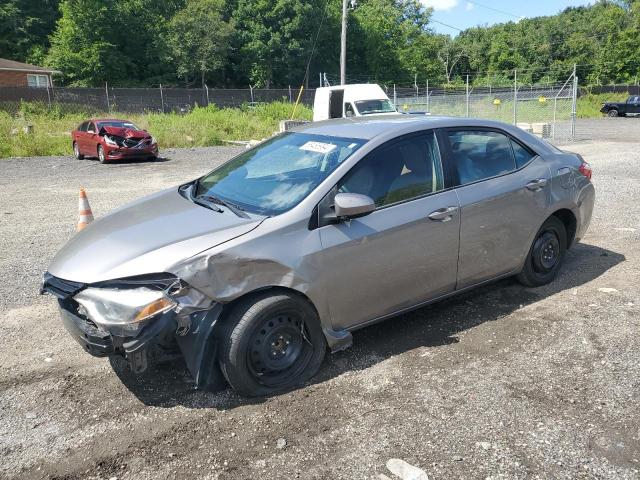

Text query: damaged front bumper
(42, 273), (226, 390)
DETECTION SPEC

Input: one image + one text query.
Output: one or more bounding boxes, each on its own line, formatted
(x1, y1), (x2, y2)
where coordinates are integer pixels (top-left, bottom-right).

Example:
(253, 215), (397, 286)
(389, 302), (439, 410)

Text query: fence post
(159, 84), (165, 113)
(289, 85), (292, 103)
(46, 83), (52, 110)
(250, 85), (254, 104)
(426, 79), (429, 113)
(205, 84), (209, 106)
(513, 69), (517, 125)
(393, 84), (396, 107)
(414, 73), (418, 98)
(466, 74), (469, 117)
(571, 64), (578, 141)
(105, 82), (111, 113)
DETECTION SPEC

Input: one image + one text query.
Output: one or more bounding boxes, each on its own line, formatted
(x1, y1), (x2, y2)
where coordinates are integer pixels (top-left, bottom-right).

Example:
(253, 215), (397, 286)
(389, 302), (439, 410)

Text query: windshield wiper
(196, 194), (249, 218)
(192, 196), (224, 213)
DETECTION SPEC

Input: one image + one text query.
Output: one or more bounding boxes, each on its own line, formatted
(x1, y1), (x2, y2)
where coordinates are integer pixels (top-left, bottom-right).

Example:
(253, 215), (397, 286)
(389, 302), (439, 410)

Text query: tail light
(578, 162), (592, 181)
(576, 154), (592, 181)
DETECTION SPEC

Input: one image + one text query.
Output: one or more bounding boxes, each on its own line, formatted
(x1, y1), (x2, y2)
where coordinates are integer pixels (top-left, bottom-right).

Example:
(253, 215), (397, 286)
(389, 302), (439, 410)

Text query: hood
(100, 125), (150, 138)
(47, 188), (263, 284)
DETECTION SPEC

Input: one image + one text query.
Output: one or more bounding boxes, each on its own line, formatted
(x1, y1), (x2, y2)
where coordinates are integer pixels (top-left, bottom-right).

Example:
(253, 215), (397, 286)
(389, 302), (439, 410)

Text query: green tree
(230, 0), (323, 87)
(0, 0), (61, 63)
(45, 0), (180, 86)
(168, 0), (232, 87)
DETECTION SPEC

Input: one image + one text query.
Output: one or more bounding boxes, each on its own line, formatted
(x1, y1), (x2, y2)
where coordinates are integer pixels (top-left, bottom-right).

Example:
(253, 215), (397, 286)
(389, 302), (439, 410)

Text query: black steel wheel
(517, 216), (567, 287)
(218, 291), (326, 397)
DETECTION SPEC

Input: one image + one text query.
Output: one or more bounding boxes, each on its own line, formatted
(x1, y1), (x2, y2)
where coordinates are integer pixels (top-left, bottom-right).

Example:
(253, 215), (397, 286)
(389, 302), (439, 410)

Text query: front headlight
(74, 287), (176, 327)
(103, 135), (118, 146)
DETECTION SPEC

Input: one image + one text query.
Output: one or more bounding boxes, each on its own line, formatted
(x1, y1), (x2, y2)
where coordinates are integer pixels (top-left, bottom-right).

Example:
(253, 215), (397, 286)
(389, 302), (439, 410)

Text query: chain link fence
(3, 76), (640, 144)
(391, 72), (578, 143)
(0, 85), (315, 116)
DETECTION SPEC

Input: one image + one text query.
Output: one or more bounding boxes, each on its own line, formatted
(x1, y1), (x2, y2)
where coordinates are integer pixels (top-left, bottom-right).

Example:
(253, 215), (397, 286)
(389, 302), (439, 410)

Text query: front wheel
(607, 109), (619, 117)
(219, 292), (326, 397)
(98, 145), (107, 164)
(517, 216), (567, 287)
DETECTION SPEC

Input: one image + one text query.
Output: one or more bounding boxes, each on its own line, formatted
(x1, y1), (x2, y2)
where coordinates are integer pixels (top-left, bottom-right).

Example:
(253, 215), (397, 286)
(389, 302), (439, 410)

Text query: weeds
(0, 101), (312, 158)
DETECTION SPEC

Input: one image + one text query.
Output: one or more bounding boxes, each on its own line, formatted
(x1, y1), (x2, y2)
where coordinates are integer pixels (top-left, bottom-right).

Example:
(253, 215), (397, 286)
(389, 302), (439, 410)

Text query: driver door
(318, 131), (460, 330)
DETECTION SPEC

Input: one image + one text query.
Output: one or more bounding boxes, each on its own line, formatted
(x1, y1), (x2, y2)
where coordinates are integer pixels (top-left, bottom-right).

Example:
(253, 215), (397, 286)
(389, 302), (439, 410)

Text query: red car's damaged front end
(72, 119), (159, 163)
(100, 125), (159, 161)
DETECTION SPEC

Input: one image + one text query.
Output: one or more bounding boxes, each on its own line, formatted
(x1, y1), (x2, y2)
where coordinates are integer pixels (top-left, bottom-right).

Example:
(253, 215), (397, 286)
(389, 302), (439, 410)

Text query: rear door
(318, 131), (460, 330)
(444, 128), (551, 289)
(75, 122), (88, 153)
(329, 90), (344, 119)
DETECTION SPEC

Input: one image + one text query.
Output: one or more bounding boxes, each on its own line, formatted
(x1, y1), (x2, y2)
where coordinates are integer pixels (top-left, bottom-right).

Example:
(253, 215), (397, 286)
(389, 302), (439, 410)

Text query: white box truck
(313, 84), (397, 122)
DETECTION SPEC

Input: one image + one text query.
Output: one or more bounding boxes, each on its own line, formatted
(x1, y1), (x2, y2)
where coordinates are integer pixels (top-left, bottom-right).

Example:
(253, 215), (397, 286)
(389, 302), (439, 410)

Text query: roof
(0, 58), (61, 74)
(292, 114), (556, 154)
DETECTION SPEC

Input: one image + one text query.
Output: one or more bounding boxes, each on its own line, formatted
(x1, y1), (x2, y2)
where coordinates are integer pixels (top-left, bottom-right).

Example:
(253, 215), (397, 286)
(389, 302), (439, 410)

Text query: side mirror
(345, 109), (354, 118)
(334, 193), (375, 220)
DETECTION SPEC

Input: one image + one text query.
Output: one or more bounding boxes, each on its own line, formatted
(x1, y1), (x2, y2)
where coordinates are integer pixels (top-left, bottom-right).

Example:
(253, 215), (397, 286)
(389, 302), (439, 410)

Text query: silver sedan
(42, 116), (595, 396)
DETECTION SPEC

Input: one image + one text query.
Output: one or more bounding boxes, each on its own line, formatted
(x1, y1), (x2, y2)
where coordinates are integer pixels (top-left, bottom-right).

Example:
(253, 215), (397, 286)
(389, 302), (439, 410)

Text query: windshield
(355, 99), (396, 115)
(97, 120), (139, 130)
(195, 133), (366, 216)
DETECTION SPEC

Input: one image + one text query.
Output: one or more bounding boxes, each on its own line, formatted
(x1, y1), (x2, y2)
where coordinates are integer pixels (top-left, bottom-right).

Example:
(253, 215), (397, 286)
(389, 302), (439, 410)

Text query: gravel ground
(0, 141), (638, 480)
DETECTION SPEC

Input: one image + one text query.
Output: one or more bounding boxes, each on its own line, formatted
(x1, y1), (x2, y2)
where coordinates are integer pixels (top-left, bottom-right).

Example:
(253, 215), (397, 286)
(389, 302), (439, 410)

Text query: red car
(72, 119), (159, 163)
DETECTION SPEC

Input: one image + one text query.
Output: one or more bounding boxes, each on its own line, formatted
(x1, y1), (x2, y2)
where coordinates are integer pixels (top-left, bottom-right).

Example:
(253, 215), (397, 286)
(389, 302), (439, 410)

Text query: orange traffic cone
(77, 187), (94, 231)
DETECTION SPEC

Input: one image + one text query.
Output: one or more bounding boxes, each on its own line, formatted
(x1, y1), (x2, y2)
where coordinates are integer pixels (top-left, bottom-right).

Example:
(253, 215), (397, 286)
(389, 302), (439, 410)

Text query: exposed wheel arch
(550, 208), (577, 249)
(219, 286), (322, 328)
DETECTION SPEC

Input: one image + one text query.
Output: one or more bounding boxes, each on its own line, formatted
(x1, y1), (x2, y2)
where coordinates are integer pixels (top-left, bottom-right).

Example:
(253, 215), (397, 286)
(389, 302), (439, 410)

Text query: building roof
(0, 58), (61, 74)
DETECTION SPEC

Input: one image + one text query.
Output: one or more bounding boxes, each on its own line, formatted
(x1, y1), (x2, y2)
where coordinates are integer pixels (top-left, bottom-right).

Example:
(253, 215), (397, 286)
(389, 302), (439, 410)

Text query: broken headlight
(103, 135), (119, 146)
(74, 287), (176, 328)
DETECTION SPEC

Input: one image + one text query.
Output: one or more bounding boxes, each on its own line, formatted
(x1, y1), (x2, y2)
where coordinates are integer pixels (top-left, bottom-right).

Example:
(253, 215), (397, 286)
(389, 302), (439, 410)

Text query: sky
(421, 0), (594, 35)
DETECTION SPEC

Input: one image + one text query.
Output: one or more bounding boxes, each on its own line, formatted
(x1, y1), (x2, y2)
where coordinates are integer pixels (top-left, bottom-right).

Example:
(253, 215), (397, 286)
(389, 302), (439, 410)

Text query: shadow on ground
(111, 242), (624, 408)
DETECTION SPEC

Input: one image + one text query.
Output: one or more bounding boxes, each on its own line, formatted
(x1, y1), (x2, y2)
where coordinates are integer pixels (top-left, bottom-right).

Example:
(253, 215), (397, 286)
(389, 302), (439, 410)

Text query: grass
(0, 91), (627, 158)
(0, 101), (312, 159)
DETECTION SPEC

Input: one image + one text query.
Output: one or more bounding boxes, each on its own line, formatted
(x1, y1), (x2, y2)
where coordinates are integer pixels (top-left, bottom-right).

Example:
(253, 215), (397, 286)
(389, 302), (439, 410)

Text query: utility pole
(340, 0), (348, 85)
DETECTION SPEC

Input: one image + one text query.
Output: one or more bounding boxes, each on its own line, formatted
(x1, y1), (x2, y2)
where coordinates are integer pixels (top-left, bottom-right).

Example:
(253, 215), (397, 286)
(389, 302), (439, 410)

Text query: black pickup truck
(600, 95), (640, 117)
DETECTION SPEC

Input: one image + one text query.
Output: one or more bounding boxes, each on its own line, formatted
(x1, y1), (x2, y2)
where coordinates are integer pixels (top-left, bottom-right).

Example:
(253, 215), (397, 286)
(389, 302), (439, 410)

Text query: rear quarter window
(511, 140), (535, 168)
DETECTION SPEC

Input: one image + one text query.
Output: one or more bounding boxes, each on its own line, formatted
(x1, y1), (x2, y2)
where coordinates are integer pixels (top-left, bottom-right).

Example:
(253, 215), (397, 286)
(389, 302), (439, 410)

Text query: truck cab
(313, 84), (397, 122)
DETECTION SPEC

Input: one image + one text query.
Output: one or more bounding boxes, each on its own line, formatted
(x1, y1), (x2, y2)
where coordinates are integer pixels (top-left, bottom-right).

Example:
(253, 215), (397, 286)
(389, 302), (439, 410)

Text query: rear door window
(447, 130), (517, 185)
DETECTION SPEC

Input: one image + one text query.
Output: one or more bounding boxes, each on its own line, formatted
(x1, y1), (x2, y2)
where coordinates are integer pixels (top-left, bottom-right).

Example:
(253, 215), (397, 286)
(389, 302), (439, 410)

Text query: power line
(465, 1), (523, 21)
(303, 0), (330, 86)
(431, 18), (464, 32)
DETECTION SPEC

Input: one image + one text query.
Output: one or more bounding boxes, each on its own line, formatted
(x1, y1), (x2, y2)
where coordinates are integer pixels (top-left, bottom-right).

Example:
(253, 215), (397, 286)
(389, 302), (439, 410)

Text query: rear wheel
(517, 216), (567, 287)
(73, 142), (84, 160)
(219, 292), (326, 397)
(98, 145), (106, 163)
(607, 109), (619, 117)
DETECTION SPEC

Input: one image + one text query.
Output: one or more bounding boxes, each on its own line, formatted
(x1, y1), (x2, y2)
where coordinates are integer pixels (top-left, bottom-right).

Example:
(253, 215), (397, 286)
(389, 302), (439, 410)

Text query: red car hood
(100, 125), (150, 138)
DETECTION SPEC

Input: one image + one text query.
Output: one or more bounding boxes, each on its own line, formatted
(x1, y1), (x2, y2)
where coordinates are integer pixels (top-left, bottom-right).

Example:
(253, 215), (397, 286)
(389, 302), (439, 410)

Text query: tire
(607, 109), (619, 117)
(98, 145), (106, 164)
(218, 291), (326, 397)
(73, 142), (84, 160)
(517, 216), (567, 287)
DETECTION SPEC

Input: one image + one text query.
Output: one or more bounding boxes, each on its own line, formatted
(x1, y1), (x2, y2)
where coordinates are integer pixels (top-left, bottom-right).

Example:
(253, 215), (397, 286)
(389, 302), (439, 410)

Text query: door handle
(525, 178), (548, 191)
(428, 206), (458, 222)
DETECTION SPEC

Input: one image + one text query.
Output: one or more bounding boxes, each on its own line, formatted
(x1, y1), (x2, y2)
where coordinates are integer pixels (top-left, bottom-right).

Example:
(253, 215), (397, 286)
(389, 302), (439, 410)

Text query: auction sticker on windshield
(300, 141), (337, 154)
